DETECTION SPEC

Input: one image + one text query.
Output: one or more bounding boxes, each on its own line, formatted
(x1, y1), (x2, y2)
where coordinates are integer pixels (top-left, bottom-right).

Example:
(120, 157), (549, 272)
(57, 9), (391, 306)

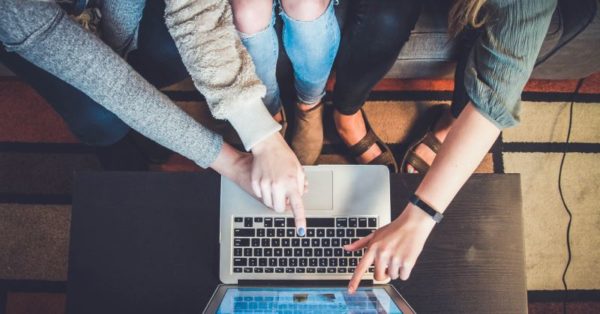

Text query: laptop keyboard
(232, 217), (377, 275)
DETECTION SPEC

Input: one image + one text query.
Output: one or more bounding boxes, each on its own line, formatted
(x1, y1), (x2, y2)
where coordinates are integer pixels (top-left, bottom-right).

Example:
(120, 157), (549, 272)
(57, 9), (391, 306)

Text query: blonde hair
(448, 0), (488, 38)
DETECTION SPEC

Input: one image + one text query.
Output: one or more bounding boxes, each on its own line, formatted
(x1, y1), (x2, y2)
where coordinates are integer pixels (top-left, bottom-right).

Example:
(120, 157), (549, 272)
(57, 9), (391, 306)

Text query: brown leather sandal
(346, 109), (398, 173)
(400, 105), (448, 174)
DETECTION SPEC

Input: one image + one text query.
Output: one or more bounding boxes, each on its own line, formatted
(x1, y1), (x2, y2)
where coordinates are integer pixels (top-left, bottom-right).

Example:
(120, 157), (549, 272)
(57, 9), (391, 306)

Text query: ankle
(333, 109), (361, 132)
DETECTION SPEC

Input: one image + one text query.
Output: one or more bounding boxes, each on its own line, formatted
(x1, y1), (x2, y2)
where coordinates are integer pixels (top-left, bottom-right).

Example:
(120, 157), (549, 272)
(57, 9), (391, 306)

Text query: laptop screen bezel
(203, 284), (416, 314)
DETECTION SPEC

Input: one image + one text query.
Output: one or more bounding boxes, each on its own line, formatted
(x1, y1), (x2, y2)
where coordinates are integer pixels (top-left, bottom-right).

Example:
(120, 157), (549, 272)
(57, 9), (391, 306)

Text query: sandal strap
(369, 150), (398, 172)
(422, 132), (442, 153)
(404, 150), (430, 173)
(348, 129), (379, 159)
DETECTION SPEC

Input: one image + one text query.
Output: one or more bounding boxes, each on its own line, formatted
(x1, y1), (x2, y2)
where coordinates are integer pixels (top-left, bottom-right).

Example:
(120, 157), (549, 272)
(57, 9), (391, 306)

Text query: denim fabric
(239, 3), (281, 115)
(240, 0), (340, 112)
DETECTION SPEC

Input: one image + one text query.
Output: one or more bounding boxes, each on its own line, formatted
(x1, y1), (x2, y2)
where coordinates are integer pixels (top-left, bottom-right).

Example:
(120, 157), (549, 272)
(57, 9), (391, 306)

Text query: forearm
(415, 102), (501, 213)
(0, 1), (223, 168)
(164, 0), (280, 150)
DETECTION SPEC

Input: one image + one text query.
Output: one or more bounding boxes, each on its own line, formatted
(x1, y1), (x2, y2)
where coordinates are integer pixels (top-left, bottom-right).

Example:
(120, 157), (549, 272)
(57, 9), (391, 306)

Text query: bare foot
(405, 109), (455, 173)
(334, 109), (383, 164)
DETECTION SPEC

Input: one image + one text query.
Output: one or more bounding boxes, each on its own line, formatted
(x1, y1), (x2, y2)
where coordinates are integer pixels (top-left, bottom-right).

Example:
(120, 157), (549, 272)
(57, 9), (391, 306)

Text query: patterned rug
(1, 73), (599, 313)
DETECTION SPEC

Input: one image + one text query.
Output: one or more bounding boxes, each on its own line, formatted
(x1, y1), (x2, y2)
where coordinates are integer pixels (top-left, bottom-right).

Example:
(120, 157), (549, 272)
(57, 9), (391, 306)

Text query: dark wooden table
(66, 171), (526, 313)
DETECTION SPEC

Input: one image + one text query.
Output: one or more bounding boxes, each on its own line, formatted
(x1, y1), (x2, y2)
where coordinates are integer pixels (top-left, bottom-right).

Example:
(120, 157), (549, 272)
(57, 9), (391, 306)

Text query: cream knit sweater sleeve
(164, 0), (281, 151)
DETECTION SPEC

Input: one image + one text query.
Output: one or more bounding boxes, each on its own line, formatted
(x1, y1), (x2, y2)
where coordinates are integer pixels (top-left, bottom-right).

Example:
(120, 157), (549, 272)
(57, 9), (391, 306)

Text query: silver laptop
(219, 165), (391, 283)
(210, 165), (415, 313)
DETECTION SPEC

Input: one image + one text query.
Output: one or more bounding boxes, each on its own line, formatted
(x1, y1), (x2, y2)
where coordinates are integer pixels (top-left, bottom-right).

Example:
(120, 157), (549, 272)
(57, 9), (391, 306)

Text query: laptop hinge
(238, 279), (373, 287)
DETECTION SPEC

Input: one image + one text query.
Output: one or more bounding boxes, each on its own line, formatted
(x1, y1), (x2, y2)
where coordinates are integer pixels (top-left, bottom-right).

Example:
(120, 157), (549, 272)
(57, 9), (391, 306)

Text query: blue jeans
(0, 0), (188, 146)
(239, 0), (340, 115)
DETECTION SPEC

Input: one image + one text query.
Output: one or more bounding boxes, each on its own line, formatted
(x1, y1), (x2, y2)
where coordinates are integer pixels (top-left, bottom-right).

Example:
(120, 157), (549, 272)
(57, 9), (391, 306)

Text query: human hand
(345, 204), (436, 293)
(251, 133), (307, 236)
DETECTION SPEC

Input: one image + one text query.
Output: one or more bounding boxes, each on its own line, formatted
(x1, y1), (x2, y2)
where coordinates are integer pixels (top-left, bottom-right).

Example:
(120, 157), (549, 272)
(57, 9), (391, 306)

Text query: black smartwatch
(408, 194), (444, 223)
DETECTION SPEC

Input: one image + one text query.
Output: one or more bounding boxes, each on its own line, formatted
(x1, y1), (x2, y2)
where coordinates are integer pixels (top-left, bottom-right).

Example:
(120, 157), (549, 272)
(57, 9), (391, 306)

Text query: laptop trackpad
(303, 170), (333, 210)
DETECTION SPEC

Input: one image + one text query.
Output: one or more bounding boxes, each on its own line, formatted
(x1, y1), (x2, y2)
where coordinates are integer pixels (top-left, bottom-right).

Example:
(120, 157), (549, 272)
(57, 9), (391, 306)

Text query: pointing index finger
(288, 191), (306, 237)
(348, 249), (375, 293)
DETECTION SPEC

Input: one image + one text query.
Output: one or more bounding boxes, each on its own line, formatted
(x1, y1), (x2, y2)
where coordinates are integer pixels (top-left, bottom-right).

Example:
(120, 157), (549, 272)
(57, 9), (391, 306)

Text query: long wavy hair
(448, 0), (488, 37)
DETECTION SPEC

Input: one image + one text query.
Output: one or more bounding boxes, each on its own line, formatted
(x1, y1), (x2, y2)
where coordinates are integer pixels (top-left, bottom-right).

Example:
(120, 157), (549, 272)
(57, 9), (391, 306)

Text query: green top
(464, 0), (557, 129)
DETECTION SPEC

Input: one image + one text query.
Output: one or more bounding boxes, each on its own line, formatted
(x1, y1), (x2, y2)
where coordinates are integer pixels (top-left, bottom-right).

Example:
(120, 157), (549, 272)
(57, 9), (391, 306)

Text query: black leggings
(332, 0), (422, 115)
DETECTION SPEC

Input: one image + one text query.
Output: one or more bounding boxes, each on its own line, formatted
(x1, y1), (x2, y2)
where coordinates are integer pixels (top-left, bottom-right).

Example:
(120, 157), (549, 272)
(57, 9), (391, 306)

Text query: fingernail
(408, 168), (414, 174)
(297, 227), (305, 237)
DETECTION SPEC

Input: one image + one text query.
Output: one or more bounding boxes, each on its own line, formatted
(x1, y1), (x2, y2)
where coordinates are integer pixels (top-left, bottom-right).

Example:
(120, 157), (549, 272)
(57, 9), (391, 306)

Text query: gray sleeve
(463, 0), (557, 129)
(0, 0), (223, 168)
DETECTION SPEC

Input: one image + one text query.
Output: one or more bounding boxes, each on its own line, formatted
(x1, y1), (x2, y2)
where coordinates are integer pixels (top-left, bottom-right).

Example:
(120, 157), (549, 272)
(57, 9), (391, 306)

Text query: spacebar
(307, 218), (335, 227)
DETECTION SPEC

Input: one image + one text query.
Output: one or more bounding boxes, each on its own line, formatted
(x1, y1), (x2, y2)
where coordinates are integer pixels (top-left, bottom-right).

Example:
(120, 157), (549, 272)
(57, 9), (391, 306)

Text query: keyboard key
(354, 250), (363, 257)
(244, 218), (253, 228)
(324, 248), (333, 257)
(314, 248), (323, 257)
(264, 218), (273, 227)
(286, 229), (295, 237)
(329, 258), (338, 267)
(254, 217), (263, 223)
(249, 258), (257, 266)
(368, 267), (375, 273)
(317, 268), (326, 273)
(322, 239), (330, 247)
(302, 239), (310, 247)
(368, 218), (377, 228)
(259, 258), (267, 266)
(309, 258), (318, 267)
(253, 248), (262, 256)
(327, 268), (336, 273)
(336, 229), (345, 237)
(334, 248), (343, 256)
(294, 248), (302, 256)
(275, 268), (284, 273)
(234, 229), (255, 237)
(272, 239), (280, 247)
(286, 268), (295, 273)
(299, 258), (308, 267)
(349, 218), (358, 227)
(342, 238), (351, 246)
(244, 248), (252, 256)
(234, 248), (242, 256)
(284, 248), (292, 256)
(264, 248), (272, 257)
(326, 229), (335, 237)
(265, 268), (274, 273)
(267, 228), (275, 237)
(251, 239), (260, 247)
(348, 267), (355, 273)
(346, 229), (355, 237)
(244, 267), (253, 273)
(234, 239), (249, 247)
(233, 267), (242, 273)
(234, 258), (247, 266)
(304, 248), (313, 257)
(307, 268), (316, 273)
(319, 258), (327, 267)
(274, 248), (282, 256)
(357, 229), (375, 237)
(269, 258), (277, 266)
(234, 217), (243, 223)
(282, 239), (290, 247)
(307, 229), (316, 237)
(292, 239), (300, 247)
(311, 239), (320, 247)
(317, 229), (325, 237)
(344, 250), (353, 257)
(338, 268), (347, 273)
(274, 218), (286, 227)
(339, 258), (348, 266)
(359, 218), (367, 227)
(276, 229), (285, 237)
(279, 258), (287, 267)
(336, 218), (348, 227)
(332, 239), (340, 247)
(349, 258), (358, 266)
(286, 218), (295, 227)
(289, 258), (298, 267)
(297, 268), (306, 273)
(255, 268), (264, 273)
(257, 229), (265, 237)
(261, 238), (270, 247)
(307, 218), (335, 227)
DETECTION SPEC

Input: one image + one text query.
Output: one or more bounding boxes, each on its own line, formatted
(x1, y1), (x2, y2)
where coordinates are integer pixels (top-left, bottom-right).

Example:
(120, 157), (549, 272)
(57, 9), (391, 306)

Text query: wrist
(210, 142), (245, 178)
(251, 132), (283, 155)
(399, 203), (437, 231)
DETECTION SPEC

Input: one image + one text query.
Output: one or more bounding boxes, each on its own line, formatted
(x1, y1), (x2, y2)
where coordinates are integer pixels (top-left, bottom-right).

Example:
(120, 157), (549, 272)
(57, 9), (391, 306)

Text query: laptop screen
(216, 287), (403, 313)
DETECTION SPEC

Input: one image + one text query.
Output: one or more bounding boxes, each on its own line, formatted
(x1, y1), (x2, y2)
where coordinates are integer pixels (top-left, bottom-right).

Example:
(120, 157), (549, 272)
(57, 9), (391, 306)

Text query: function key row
(234, 228), (375, 238)
(234, 217), (377, 228)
